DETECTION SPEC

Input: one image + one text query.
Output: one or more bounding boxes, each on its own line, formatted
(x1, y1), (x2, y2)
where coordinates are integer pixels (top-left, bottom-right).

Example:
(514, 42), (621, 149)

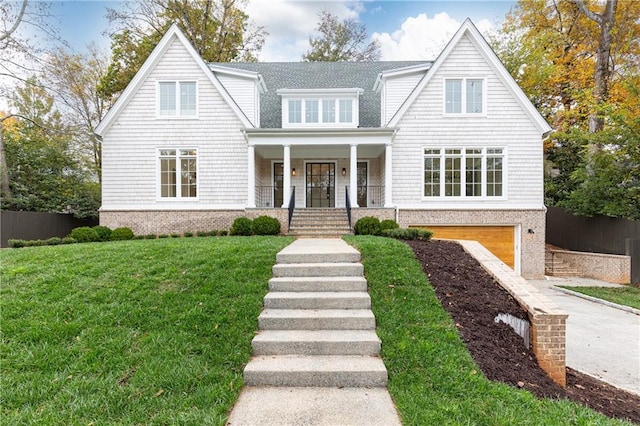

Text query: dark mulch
(406, 239), (640, 425)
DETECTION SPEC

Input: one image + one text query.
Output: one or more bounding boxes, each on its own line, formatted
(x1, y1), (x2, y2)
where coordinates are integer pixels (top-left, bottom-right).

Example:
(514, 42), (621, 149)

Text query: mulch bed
(406, 239), (640, 425)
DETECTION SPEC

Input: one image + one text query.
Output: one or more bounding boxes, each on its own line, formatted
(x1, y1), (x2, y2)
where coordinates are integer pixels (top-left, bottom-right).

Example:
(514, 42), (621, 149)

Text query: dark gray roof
(210, 61), (429, 128)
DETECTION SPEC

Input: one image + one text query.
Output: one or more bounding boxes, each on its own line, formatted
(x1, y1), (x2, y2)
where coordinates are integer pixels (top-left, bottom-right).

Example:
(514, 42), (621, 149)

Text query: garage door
(415, 225), (515, 269)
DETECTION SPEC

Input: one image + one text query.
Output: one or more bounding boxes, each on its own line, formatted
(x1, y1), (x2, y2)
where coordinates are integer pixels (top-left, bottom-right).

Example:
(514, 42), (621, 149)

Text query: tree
(303, 10), (380, 62)
(99, 0), (266, 99)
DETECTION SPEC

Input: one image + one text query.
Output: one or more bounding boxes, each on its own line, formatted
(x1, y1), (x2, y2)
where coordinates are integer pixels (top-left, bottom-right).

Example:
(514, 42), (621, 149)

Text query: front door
(306, 163), (335, 207)
(357, 161), (368, 207)
(273, 162), (284, 207)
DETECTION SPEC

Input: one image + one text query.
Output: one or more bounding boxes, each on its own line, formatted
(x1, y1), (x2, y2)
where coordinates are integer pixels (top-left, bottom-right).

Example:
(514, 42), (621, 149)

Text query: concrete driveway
(529, 277), (640, 395)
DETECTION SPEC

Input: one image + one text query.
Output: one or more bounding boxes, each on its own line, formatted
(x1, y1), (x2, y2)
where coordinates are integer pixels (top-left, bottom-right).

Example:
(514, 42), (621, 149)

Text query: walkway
(529, 276), (640, 396)
(227, 238), (401, 425)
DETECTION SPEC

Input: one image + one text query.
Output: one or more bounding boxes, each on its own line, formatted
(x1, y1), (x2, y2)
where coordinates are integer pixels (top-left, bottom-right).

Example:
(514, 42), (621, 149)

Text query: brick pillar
(529, 312), (568, 387)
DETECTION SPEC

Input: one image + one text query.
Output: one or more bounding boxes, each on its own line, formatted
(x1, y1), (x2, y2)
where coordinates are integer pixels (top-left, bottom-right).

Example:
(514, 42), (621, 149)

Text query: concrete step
(243, 355), (388, 387)
(290, 222), (349, 228)
(252, 329), (381, 355)
(273, 262), (363, 277)
(269, 276), (368, 292)
(258, 309), (375, 330)
(287, 231), (352, 238)
(264, 291), (371, 309)
(276, 239), (361, 264)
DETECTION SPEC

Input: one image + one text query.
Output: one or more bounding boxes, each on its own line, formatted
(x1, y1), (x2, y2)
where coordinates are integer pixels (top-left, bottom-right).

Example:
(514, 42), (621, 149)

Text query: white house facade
(95, 20), (552, 278)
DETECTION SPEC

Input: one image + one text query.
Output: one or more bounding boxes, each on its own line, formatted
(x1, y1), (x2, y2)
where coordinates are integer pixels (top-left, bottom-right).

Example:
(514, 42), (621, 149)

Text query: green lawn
(1, 236), (632, 425)
(559, 285), (640, 310)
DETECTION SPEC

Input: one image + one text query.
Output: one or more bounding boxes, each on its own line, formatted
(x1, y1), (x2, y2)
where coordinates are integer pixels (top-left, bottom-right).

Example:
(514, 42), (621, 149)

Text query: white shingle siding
(216, 74), (257, 126)
(382, 73), (423, 126)
(392, 34), (544, 209)
(101, 38), (247, 210)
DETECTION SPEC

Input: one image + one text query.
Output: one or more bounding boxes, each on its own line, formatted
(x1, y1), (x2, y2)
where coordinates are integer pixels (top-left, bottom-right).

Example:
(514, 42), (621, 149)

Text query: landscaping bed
(407, 239), (640, 424)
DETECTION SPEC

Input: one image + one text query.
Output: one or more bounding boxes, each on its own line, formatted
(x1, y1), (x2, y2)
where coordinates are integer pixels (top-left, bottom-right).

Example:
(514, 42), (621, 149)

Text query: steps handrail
(287, 186), (296, 231)
(345, 186), (352, 230)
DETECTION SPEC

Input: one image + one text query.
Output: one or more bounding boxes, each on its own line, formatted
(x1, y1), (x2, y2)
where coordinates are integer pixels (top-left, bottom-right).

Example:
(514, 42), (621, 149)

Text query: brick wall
(550, 249), (631, 284)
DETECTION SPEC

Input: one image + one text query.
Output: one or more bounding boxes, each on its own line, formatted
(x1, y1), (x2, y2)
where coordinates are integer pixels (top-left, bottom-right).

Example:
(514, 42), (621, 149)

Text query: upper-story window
(158, 81), (197, 117)
(444, 78), (484, 115)
(278, 88), (362, 128)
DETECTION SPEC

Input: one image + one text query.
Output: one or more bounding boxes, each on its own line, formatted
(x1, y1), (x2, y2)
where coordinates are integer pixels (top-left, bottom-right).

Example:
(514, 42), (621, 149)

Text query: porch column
(247, 145), (256, 208)
(350, 144), (359, 207)
(282, 144), (291, 208)
(384, 143), (393, 207)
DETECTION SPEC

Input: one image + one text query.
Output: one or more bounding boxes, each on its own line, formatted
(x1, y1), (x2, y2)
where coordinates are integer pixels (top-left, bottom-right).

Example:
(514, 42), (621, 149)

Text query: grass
(345, 236), (633, 425)
(1, 236), (633, 425)
(1, 236), (293, 425)
(559, 285), (640, 310)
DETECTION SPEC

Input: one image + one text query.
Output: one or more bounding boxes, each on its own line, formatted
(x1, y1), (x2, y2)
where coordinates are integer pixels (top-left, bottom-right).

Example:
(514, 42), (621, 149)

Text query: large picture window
(158, 81), (197, 117)
(159, 149), (197, 198)
(424, 147), (504, 198)
(444, 78), (484, 114)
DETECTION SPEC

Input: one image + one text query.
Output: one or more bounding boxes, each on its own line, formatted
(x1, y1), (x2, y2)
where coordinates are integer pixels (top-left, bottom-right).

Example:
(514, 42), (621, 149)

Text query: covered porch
(244, 128), (395, 209)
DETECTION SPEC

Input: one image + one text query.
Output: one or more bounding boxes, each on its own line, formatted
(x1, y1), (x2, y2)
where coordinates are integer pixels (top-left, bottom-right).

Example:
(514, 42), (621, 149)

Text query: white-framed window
(444, 78), (484, 114)
(322, 99), (335, 123)
(159, 149), (198, 198)
(157, 81), (197, 117)
(278, 89), (362, 128)
(288, 100), (302, 123)
(423, 147), (504, 198)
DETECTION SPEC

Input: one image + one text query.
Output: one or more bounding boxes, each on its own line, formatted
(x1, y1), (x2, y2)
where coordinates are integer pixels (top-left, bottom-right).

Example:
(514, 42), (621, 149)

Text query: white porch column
(350, 144), (359, 207)
(247, 145), (256, 208)
(282, 144), (291, 208)
(384, 143), (393, 207)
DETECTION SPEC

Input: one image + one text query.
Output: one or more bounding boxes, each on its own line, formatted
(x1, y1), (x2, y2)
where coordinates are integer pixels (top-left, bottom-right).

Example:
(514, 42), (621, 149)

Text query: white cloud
(372, 12), (494, 61)
(245, 0), (361, 61)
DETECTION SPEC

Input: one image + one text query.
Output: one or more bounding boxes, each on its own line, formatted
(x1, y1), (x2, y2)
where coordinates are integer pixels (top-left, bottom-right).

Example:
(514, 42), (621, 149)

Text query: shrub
(184, 232), (194, 238)
(382, 228), (433, 241)
(70, 226), (99, 243)
(8, 239), (26, 248)
(45, 237), (63, 246)
(133, 235), (145, 240)
(196, 231), (208, 237)
(380, 219), (399, 231)
(219, 230), (228, 236)
(230, 217), (253, 236)
(158, 234), (169, 239)
(92, 226), (112, 242)
(62, 237), (77, 245)
(354, 216), (381, 236)
(170, 233), (181, 238)
(110, 227), (135, 241)
(252, 216), (281, 235)
(144, 234), (157, 239)
(25, 240), (45, 247)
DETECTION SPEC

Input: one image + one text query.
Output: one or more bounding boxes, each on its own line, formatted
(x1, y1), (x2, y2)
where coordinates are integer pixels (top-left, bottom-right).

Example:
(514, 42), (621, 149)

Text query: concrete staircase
(287, 208), (351, 238)
(243, 239), (387, 388)
(545, 249), (580, 277)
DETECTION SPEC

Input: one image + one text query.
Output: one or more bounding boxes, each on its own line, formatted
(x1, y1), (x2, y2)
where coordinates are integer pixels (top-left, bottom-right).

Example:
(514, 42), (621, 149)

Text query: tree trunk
(0, 119), (13, 199)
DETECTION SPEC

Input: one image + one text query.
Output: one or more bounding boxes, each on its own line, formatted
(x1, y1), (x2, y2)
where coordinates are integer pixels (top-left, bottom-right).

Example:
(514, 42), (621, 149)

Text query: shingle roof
(209, 61), (430, 128)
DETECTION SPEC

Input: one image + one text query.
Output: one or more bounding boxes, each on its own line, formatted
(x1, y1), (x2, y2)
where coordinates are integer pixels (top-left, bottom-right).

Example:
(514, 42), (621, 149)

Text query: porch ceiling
(256, 144), (385, 159)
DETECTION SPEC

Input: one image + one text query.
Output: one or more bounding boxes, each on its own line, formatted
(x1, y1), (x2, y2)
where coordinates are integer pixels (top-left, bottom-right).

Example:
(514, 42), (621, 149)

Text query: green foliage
(303, 10), (380, 62)
(92, 226), (112, 242)
(62, 237), (76, 244)
(252, 216), (281, 235)
(70, 226), (99, 243)
(381, 228), (433, 241)
(230, 217), (253, 236)
(143, 234), (157, 239)
(380, 219), (399, 231)
(7, 239), (26, 248)
(45, 237), (63, 245)
(110, 227), (134, 241)
(196, 231), (208, 237)
(354, 216), (381, 235)
(219, 230), (228, 236)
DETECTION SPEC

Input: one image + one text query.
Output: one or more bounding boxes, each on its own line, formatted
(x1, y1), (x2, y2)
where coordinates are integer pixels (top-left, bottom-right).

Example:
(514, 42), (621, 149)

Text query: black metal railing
(360, 185), (384, 207)
(345, 186), (352, 230)
(287, 186), (296, 231)
(255, 186), (275, 208)
(545, 249), (555, 275)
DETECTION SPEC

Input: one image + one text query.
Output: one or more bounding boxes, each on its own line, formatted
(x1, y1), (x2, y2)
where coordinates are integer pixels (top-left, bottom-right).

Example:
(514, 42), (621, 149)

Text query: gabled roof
(213, 61), (426, 128)
(95, 24), (253, 136)
(387, 19), (552, 134)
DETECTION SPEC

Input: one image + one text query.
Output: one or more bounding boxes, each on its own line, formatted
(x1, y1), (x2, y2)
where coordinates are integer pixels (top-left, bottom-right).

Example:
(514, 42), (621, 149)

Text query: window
(278, 89), (360, 128)
(305, 100), (319, 123)
(288, 100), (302, 123)
(445, 78), (484, 114)
(159, 149), (197, 198)
(322, 99), (335, 123)
(158, 81), (197, 117)
(423, 147), (504, 198)
(339, 99), (352, 123)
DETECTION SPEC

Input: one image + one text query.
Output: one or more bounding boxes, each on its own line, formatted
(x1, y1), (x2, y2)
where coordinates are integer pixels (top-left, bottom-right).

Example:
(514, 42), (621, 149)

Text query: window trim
(422, 147), (506, 200)
(157, 148), (199, 201)
(443, 77), (487, 116)
(156, 80), (199, 119)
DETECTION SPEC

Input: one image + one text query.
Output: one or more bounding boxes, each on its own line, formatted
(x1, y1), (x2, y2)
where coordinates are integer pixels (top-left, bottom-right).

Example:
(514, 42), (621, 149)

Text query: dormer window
(278, 88), (362, 128)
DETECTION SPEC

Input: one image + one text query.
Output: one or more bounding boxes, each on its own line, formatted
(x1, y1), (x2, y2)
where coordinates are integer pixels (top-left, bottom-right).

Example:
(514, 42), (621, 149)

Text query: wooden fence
(1, 211), (98, 247)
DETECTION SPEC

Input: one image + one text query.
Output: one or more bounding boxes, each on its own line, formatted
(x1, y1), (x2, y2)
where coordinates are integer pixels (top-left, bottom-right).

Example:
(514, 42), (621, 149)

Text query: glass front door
(306, 163), (335, 207)
(273, 162), (284, 207)
(357, 161), (368, 207)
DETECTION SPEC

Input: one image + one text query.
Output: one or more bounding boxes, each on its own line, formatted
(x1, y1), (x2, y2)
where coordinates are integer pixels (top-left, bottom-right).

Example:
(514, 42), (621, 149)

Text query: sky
(46, 0), (516, 62)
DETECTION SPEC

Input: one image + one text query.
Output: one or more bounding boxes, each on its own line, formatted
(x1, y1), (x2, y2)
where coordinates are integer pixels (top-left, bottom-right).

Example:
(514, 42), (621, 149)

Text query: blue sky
(48, 1), (516, 60)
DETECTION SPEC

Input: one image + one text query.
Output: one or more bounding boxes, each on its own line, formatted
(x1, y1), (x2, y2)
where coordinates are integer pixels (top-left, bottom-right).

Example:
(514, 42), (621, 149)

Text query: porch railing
(345, 186), (352, 230)
(287, 186), (296, 231)
(256, 186), (275, 208)
(360, 185), (384, 207)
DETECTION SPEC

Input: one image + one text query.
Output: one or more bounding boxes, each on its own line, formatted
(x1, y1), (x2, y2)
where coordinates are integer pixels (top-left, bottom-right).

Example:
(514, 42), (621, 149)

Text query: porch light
(292, 168), (296, 176)
(342, 168), (346, 176)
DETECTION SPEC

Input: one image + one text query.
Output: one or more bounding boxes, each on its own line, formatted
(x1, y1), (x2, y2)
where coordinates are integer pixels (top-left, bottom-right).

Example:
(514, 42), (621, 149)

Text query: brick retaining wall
(549, 249), (631, 284)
